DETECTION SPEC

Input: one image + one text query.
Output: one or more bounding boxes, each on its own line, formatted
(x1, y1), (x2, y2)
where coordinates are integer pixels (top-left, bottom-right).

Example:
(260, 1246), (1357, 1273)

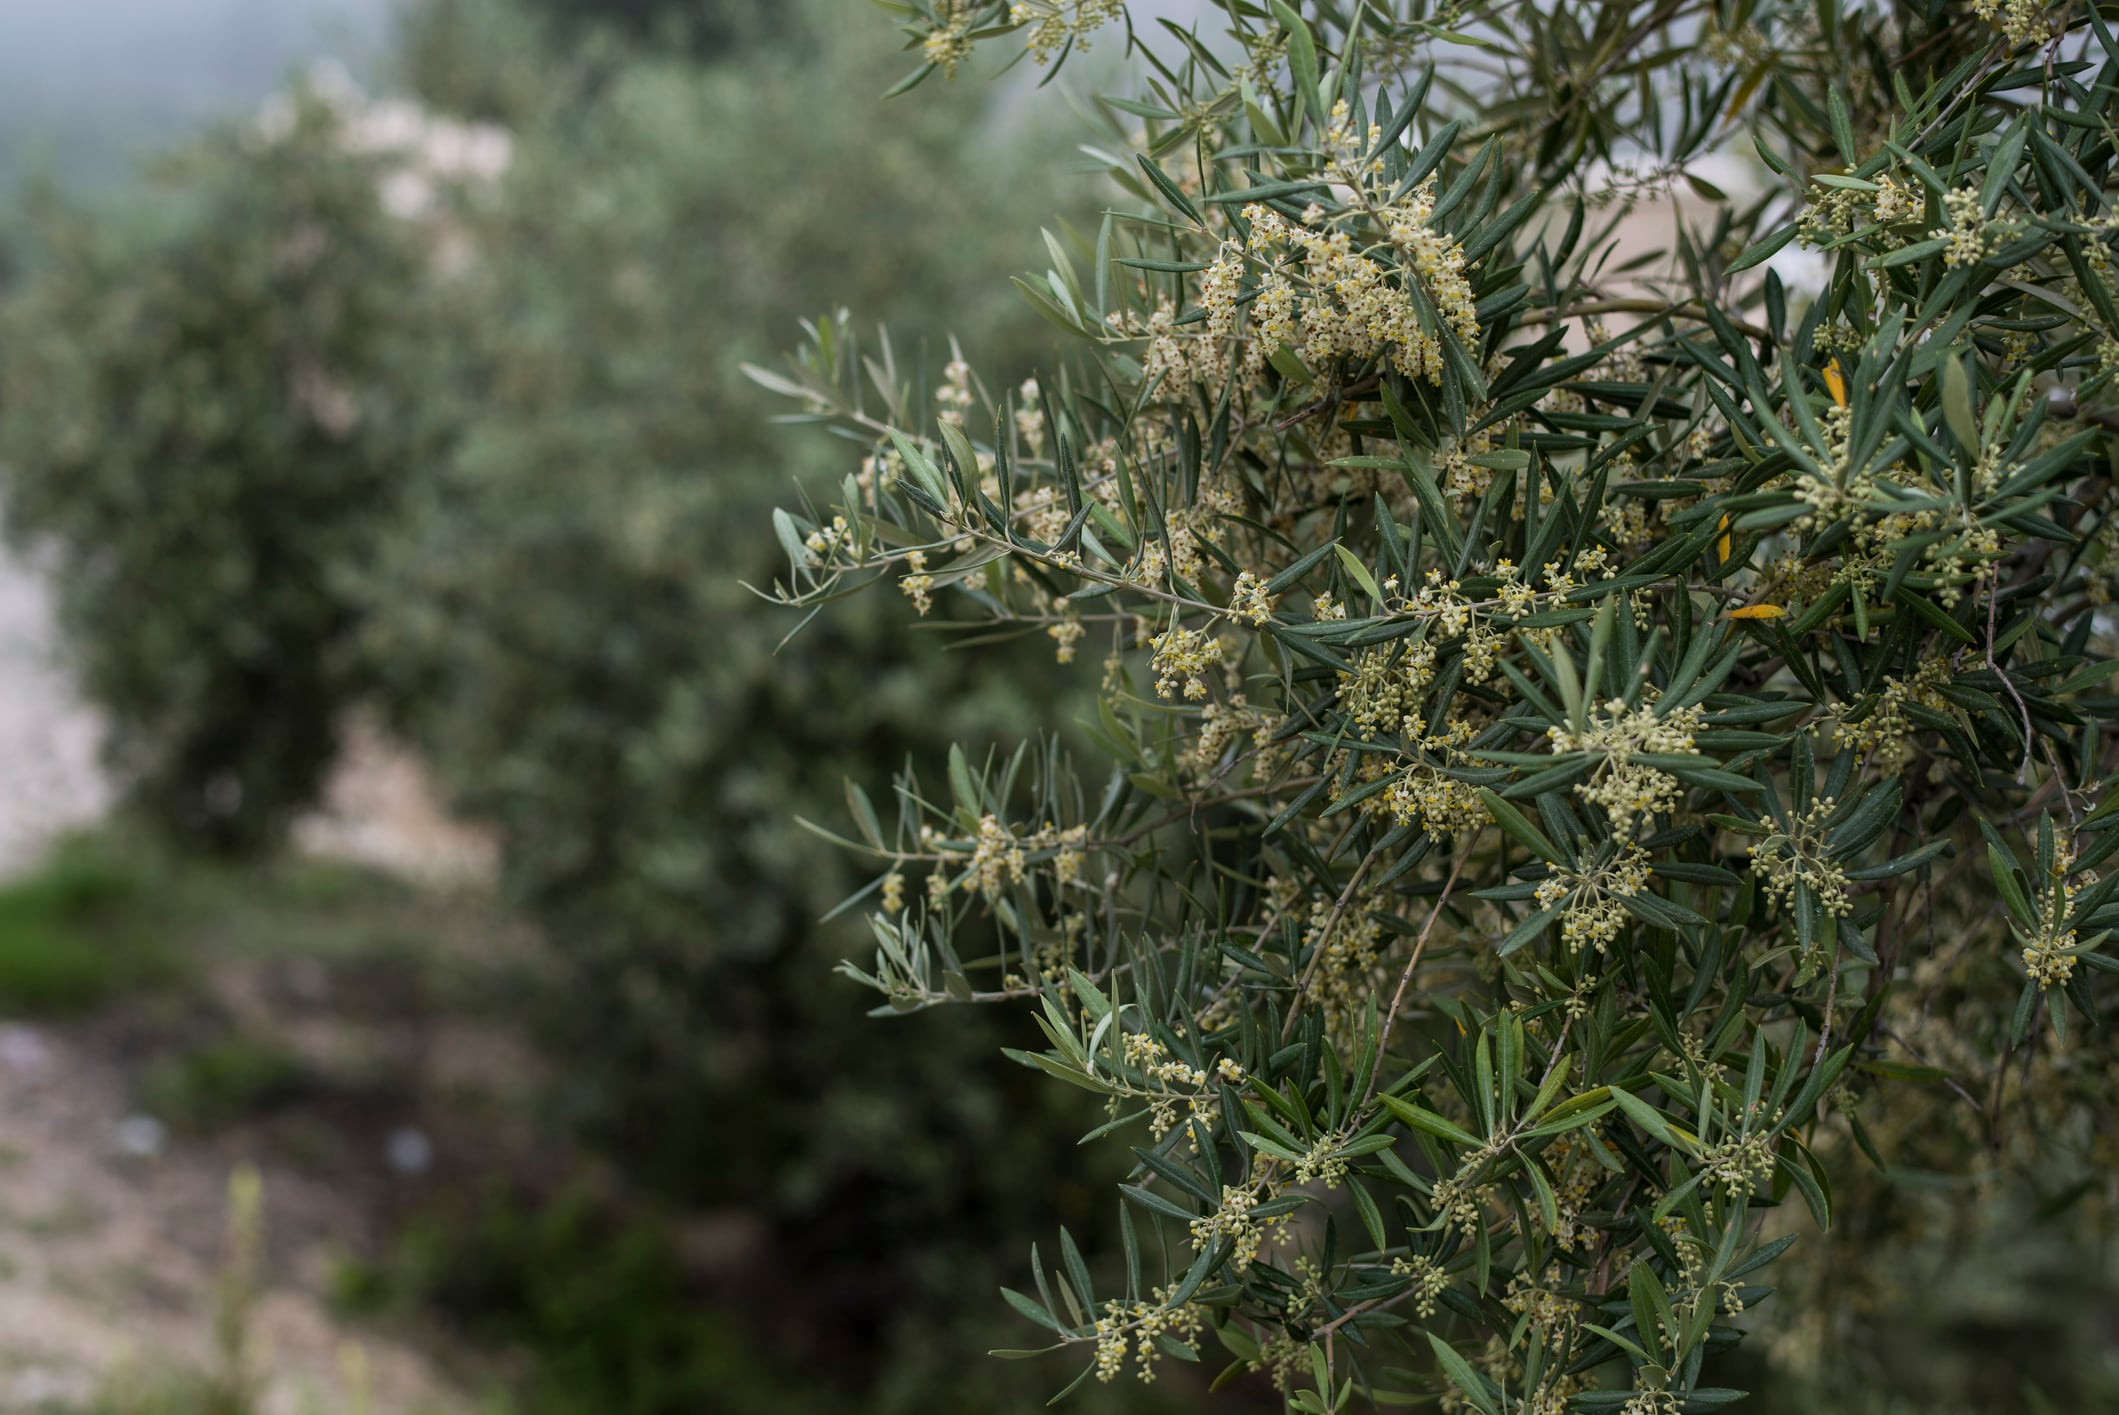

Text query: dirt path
(0, 1016), (480, 1414)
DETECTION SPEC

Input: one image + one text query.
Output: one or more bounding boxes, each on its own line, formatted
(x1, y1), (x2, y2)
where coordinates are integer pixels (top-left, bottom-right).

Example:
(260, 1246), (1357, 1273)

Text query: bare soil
(0, 1007), (489, 1415)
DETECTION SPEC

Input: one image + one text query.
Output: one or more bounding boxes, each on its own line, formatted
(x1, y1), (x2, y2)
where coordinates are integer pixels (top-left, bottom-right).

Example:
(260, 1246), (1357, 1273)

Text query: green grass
(0, 835), (179, 1012)
(0, 830), (475, 1017)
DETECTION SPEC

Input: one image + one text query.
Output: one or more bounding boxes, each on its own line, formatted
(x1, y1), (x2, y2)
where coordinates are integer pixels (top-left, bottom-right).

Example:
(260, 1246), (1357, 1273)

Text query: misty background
(0, 0), (393, 188)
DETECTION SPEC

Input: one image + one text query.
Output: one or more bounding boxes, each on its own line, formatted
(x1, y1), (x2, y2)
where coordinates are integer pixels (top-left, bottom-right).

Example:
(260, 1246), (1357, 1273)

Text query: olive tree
(758, 0), (2119, 1407)
(0, 92), (448, 851)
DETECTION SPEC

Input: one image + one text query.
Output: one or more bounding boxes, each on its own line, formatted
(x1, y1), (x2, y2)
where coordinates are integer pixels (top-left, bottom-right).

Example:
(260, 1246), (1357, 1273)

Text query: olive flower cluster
(1535, 844), (1655, 953)
(1749, 798), (1854, 919)
(1549, 702), (1707, 842)
(1091, 1287), (1206, 1384)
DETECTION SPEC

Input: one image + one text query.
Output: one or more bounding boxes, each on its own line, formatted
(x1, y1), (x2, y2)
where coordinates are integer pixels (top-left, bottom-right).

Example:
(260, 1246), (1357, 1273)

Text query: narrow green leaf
(1379, 1092), (1484, 1147)
(1477, 788), (1562, 863)
(1271, 1), (1325, 130)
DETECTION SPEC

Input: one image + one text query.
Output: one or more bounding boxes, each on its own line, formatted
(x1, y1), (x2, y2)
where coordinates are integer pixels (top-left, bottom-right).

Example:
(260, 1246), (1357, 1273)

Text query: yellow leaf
(1716, 513), (1732, 564)
(1726, 603), (1787, 620)
(1723, 62), (1768, 127)
(1824, 357), (1847, 410)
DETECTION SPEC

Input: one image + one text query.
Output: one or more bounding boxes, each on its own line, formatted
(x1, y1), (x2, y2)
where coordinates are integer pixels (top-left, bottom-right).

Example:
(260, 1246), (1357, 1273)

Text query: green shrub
(759, 2), (2119, 1409)
(0, 95), (439, 852)
(0, 834), (176, 1012)
(142, 1037), (314, 1130)
(335, 1185), (827, 1415)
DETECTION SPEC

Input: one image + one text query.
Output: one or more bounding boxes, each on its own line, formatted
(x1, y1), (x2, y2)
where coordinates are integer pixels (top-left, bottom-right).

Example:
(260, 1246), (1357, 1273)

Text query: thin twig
(1812, 944), (1843, 1068)
(1360, 836), (1480, 1109)
(1986, 564), (2036, 778)
(1281, 835), (1381, 1043)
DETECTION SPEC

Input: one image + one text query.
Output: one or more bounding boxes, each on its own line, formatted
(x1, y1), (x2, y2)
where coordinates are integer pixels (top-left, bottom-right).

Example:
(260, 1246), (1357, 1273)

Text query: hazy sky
(0, 0), (394, 187)
(0, 0), (1224, 192)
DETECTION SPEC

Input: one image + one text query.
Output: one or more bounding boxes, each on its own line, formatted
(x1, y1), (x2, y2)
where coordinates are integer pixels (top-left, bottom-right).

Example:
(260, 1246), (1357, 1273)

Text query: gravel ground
(0, 1019), (476, 1414)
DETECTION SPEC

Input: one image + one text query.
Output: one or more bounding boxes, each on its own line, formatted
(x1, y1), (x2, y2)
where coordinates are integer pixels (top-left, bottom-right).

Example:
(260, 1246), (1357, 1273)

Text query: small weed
(74, 1167), (263, 1415)
(74, 1370), (247, 1415)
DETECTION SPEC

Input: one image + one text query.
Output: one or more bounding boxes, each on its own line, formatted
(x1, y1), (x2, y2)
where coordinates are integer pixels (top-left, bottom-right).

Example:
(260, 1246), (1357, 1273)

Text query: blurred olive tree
(523, 0), (785, 51)
(370, 1), (1226, 1407)
(0, 98), (435, 852)
(0, 0), (1254, 1398)
(0, 0), (1237, 1405)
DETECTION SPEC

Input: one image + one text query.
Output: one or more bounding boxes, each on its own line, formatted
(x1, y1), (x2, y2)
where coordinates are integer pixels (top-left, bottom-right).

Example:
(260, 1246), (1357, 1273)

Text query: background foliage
(0, 102), (432, 851)
(0, 0), (1223, 1409)
(365, 14), (1173, 1407)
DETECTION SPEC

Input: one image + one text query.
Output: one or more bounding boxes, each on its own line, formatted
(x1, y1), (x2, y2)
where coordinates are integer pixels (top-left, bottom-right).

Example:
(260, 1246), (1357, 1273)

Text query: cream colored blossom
(1150, 625), (1225, 700)
(899, 548), (935, 615)
(1749, 798), (1853, 919)
(1548, 700), (1706, 842)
